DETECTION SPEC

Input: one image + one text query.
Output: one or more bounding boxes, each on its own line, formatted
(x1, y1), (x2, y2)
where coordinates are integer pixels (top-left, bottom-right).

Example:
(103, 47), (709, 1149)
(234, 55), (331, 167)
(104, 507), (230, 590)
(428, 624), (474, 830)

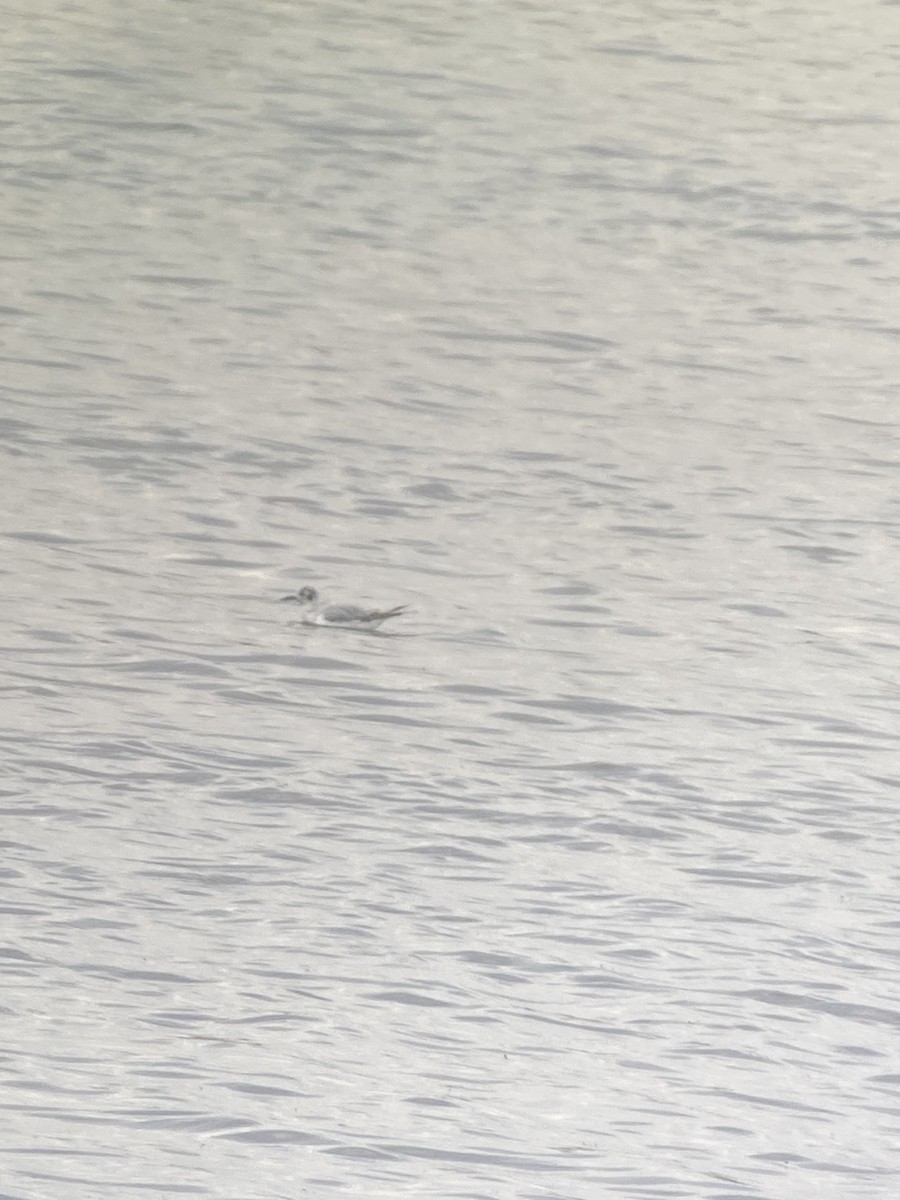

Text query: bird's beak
(281, 594), (299, 602)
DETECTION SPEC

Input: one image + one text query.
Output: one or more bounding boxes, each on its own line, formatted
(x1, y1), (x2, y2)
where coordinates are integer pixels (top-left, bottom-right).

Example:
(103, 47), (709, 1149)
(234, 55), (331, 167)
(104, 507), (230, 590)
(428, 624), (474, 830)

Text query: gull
(282, 585), (408, 630)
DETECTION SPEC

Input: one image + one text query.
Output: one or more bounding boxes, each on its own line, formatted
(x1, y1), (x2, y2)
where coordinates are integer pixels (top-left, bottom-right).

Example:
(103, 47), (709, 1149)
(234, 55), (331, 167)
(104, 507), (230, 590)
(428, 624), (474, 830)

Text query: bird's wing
(322, 603), (368, 622)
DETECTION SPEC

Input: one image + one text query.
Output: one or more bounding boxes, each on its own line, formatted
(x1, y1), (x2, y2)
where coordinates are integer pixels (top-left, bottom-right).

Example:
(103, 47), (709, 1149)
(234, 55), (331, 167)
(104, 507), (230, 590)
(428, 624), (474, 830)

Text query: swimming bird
(282, 585), (408, 630)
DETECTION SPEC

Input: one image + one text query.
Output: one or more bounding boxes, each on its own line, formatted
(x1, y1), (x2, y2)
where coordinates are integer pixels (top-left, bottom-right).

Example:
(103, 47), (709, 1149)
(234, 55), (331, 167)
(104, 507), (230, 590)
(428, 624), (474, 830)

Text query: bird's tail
(375, 605), (408, 621)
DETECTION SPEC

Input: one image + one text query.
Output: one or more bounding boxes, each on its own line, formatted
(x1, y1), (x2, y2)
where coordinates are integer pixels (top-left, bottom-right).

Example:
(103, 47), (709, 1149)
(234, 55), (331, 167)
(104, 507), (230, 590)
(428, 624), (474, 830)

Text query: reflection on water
(4, 1), (900, 1197)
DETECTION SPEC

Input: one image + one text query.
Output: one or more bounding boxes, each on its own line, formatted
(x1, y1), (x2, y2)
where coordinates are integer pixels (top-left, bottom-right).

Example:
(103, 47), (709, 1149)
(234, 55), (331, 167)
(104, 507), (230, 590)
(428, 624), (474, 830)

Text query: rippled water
(4, 2), (900, 1198)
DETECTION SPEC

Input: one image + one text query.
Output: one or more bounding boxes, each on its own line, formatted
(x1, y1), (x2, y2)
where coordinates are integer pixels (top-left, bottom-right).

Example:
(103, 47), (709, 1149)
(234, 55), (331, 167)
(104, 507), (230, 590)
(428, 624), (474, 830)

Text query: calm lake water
(4, 2), (900, 1198)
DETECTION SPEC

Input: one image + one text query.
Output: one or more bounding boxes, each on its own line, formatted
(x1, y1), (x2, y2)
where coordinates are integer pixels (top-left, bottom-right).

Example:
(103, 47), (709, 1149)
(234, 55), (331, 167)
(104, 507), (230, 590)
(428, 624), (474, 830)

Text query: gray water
(4, 2), (900, 1198)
